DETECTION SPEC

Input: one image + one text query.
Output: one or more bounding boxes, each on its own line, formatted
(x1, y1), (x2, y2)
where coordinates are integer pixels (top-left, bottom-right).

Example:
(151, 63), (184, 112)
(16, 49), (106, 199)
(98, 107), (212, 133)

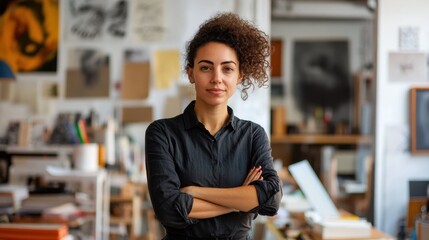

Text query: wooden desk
(265, 220), (394, 240)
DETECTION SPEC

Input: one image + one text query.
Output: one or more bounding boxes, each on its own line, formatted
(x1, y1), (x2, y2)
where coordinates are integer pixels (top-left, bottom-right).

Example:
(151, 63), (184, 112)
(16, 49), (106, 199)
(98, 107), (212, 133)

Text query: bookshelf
(1, 146), (110, 240)
(44, 168), (110, 240)
(108, 180), (157, 240)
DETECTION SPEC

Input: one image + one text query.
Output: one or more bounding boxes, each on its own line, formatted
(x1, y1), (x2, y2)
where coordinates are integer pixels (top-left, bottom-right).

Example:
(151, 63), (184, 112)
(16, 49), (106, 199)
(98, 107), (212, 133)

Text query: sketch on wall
(66, 48), (110, 98)
(131, 0), (165, 42)
(65, 0), (128, 41)
(0, 0), (59, 73)
(388, 52), (428, 82)
(410, 87), (429, 154)
(399, 26), (419, 50)
(292, 40), (351, 124)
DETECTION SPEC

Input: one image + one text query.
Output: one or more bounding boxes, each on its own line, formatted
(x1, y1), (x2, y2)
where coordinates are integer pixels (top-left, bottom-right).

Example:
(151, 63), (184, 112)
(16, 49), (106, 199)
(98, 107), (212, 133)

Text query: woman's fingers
(243, 166), (262, 186)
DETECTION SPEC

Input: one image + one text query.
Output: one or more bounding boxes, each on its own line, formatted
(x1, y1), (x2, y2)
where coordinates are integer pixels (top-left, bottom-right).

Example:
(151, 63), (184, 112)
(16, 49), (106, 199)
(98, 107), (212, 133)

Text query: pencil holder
(73, 143), (99, 171)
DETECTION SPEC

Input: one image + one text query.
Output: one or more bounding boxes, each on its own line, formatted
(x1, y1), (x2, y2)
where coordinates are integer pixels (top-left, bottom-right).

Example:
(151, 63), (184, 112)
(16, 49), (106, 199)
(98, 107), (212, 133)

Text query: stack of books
(0, 223), (71, 240)
(0, 184), (29, 212)
(311, 217), (372, 239)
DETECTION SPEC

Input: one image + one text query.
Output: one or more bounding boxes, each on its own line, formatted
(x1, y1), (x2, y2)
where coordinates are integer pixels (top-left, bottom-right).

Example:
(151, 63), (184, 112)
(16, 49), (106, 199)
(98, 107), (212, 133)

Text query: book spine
(76, 119), (89, 144)
(65, 121), (79, 144)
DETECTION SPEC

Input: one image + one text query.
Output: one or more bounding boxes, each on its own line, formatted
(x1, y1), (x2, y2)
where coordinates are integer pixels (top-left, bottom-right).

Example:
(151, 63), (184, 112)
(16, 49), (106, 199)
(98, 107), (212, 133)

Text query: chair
(326, 154), (373, 217)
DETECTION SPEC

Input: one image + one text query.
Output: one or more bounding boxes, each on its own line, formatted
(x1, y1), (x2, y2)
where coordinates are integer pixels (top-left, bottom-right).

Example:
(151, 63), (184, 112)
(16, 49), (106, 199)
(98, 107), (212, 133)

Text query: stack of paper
(313, 218), (371, 239)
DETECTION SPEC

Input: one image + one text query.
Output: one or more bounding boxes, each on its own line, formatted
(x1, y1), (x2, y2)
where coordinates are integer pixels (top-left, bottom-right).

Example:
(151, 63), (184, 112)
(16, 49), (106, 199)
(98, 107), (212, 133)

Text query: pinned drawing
(388, 52), (428, 82)
(131, 0), (165, 42)
(65, 0), (128, 41)
(66, 48), (110, 98)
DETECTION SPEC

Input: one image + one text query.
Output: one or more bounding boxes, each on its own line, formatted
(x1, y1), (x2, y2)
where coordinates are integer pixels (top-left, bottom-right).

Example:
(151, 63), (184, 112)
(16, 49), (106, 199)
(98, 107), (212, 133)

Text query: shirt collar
(183, 100), (236, 130)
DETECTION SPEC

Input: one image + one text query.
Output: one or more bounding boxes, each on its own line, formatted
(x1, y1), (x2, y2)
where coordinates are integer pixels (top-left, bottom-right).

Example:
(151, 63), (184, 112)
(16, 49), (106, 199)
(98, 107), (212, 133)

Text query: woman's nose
(211, 68), (222, 83)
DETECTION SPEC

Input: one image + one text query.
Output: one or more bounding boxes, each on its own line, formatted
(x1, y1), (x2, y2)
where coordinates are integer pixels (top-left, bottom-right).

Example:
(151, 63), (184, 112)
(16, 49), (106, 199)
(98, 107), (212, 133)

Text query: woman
(145, 12), (282, 239)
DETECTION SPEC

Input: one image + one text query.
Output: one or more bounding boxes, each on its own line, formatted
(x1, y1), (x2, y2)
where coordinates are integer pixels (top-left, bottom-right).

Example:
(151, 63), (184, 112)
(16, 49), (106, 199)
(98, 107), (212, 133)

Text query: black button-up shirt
(145, 101), (282, 239)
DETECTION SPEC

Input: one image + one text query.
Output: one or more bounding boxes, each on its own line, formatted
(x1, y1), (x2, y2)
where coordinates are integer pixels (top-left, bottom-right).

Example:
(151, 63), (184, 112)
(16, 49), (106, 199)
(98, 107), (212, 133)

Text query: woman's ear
(186, 65), (195, 83)
(237, 72), (243, 84)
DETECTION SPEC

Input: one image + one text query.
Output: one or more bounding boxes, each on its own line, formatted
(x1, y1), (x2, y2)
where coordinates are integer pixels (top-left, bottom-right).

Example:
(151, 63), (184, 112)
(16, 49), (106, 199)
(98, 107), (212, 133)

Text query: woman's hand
(242, 166), (263, 186)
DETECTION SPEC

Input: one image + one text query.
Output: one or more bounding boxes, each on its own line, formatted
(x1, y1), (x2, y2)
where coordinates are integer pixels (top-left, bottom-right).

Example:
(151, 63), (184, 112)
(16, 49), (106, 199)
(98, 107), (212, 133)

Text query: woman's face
(187, 42), (242, 108)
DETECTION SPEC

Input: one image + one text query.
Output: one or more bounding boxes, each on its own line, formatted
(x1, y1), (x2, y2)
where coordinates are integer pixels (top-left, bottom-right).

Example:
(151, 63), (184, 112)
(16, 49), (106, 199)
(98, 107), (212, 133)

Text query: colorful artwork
(0, 0), (59, 73)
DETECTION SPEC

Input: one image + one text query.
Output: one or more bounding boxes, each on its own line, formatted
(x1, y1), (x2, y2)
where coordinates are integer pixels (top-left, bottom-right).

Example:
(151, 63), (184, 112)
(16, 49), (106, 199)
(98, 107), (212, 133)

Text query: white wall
(375, 0), (429, 235)
(13, 0), (271, 146)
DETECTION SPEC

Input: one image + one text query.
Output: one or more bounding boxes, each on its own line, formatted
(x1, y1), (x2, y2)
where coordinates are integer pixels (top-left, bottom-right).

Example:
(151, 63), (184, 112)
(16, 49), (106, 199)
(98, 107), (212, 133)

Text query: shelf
(4, 145), (74, 154)
(110, 217), (132, 225)
(270, 134), (372, 145)
(110, 196), (134, 202)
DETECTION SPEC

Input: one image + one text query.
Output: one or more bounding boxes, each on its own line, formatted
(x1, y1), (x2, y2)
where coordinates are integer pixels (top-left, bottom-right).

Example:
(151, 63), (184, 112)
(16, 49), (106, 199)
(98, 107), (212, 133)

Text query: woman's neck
(194, 101), (229, 136)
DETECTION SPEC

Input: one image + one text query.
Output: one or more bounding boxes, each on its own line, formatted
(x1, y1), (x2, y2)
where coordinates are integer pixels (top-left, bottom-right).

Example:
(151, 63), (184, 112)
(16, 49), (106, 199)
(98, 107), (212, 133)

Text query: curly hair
(185, 12), (270, 100)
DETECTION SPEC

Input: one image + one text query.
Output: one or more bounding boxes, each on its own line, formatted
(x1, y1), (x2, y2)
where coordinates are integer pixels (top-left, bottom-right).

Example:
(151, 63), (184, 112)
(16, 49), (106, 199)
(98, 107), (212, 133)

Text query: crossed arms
(181, 166), (263, 219)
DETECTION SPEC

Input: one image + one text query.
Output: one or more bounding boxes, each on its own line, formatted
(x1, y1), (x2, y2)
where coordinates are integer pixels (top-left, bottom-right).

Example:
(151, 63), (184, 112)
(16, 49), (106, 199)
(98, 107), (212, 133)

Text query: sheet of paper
(121, 106), (153, 123)
(122, 62), (150, 99)
(154, 49), (180, 89)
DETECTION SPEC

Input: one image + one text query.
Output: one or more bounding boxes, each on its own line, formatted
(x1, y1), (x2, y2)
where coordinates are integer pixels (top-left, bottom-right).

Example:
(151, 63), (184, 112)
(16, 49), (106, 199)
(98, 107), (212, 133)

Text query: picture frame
(410, 87), (429, 154)
(270, 39), (283, 77)
(292, 39), (351, 124)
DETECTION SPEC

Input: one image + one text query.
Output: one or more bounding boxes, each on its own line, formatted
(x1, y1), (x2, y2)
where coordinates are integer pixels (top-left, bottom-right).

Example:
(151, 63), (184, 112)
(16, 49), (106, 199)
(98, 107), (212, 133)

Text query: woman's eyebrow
(198, 60), (213, 64)
(198, 60), (237, 65)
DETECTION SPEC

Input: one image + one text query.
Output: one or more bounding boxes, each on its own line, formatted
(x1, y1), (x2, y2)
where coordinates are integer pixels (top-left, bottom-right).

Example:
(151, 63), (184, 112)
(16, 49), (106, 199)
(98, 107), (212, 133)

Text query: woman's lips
(207, 89), (225, 95)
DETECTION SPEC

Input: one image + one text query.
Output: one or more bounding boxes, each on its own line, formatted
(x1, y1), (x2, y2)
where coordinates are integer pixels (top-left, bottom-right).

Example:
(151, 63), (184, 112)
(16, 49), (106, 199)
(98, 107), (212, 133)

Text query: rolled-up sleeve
(248, 125), (282, 216)
(145, 121), (198, 228)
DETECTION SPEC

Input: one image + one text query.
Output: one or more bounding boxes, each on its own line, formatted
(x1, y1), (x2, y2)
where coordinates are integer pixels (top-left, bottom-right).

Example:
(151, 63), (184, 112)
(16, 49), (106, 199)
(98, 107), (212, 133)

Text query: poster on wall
(131, 0), (165, 42)
(64, 0), (128, 41)
(292, 40), (351, 128)
(65, 48), (110, 98)
(0, 0), (59, 73)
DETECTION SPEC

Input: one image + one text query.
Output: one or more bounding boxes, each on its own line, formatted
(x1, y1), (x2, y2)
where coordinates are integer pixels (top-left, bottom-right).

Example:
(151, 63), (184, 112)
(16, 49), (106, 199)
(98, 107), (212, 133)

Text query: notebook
(288, 159), (340, 218)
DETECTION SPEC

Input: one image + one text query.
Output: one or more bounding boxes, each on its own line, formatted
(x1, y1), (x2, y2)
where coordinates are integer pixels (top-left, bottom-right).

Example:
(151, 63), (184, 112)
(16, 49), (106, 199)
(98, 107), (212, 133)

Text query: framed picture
(410, 87), (429, 154)
(270, 39), (283, 77)
(292, 39), (351, 123)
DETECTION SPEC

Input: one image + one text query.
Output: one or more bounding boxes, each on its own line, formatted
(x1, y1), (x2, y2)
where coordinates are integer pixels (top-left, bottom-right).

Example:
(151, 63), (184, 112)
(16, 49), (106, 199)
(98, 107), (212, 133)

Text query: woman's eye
(224, 67), (234, 72)
(200, 66), (210, 71)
